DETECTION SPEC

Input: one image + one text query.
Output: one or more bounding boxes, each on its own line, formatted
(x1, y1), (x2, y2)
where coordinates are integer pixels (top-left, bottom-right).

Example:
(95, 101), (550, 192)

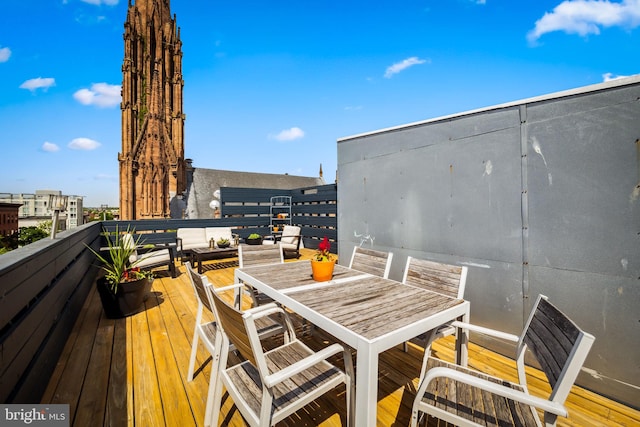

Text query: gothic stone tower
(119, 0), (185, 219)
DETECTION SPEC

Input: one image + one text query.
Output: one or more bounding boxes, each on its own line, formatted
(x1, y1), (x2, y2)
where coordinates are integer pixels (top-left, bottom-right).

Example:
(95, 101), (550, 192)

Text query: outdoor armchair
(209, 283), (354, 426)
(279, 225), (302, 259)
(123, 232), (176, 277)
(184, 262), (285, 427)
(411, 294), (595, 427)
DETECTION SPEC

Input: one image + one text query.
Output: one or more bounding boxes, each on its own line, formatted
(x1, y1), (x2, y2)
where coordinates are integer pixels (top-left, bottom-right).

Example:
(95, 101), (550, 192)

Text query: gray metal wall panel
(339, 109), (524, 265)
(525, 97), (639, 277)
(337, 77), (640, 408)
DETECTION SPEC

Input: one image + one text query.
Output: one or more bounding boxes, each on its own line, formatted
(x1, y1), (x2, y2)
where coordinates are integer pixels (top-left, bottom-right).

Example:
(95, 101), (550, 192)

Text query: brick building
(0, 203), (21, 237)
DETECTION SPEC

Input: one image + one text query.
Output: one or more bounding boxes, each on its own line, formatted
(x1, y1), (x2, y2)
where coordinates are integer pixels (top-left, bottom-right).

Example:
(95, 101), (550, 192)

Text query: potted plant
(88, 227), (154, 318)
(310, 236), (336, 281)
(245, 233), (263, 245)
(217, 238), (231, 248)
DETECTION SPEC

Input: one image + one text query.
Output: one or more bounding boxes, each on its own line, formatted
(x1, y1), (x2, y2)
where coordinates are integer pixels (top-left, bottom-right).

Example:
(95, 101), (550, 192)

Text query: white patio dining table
(234, 260), (470, 427)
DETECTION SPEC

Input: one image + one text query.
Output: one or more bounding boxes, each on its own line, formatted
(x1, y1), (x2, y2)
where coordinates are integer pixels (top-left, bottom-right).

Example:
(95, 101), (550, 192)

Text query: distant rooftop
(176, 165), (325, 219)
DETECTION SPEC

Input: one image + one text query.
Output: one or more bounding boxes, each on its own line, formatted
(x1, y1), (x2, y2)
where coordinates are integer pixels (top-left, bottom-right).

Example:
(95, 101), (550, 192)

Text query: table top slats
(290, 278), (462, 339)
(241, 262), (364, 290)
(237, 262), (464, 341)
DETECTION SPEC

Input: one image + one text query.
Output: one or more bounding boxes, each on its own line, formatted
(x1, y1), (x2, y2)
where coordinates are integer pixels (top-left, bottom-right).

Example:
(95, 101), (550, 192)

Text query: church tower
(119, 0), (185, 219)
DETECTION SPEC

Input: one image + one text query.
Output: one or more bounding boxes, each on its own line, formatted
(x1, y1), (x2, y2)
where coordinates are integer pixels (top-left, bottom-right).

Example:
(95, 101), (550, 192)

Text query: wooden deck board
(42, 249), (640, 426)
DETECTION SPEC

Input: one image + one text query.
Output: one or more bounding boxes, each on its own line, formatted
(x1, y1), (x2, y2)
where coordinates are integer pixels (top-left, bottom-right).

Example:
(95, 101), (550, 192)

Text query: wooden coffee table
(190, 247), (238, 273)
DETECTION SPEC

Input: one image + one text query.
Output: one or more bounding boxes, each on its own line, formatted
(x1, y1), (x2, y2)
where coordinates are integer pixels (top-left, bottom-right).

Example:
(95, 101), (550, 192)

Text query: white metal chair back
(402, 256), (468, 299)
(520, 295), (593, 404)
(238, 244), (284, 307)
(348, 246), (393, 278)
(400, 256), (469, 354)
(238, 243), (284, 268)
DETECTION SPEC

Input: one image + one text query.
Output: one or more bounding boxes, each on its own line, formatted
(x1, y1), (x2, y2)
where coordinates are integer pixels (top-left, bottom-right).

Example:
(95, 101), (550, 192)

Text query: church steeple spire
(119, 0), (185, 219)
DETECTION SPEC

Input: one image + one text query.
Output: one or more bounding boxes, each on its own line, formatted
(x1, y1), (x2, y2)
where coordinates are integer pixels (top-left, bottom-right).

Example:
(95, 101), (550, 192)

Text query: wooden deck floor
(42, 249), (640, 426)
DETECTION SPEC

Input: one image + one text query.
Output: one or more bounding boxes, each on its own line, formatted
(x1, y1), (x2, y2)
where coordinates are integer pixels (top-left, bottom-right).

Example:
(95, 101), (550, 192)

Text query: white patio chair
(279, 225), (302, 259)
(348, 246), (393, 278)
(237, 243), (284, 308)
(411, 294), (595, 427)
(238, 243), (284, 267)
(209, 284), (354, 427)
(401, 256), (468, 353)
(183, 262), (284, 427)
(123, 232), (176, 277)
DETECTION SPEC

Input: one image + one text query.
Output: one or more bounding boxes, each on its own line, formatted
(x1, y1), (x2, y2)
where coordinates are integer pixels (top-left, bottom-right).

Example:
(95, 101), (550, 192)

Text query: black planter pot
(245, 237), (263, 245)
(97, 276), (153, 319)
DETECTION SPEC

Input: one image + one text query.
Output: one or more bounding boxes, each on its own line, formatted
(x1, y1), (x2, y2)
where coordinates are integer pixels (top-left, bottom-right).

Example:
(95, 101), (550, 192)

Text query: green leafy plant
(86, 226), (153, 294)
(247, 233), (261, 239)
(217, 238), (230, 246)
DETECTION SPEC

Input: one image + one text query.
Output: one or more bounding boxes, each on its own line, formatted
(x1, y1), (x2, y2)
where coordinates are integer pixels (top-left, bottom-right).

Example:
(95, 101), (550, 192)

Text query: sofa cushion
(177, 228), (208, 250)
(136, 249), (172, 268)
(280, 225), (301, 249)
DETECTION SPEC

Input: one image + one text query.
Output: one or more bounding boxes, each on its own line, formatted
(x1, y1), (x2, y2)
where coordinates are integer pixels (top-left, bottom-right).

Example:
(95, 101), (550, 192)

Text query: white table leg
(455, 303), (470, 366)
(355, 344), (378, 426)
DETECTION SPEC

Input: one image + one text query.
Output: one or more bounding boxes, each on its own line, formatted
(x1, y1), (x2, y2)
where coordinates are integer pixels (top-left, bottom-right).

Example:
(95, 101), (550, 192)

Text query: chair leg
(204, 373), (215, 427)
(204, 344), (223, 427)
(188, 306), (204, 381)
(410, 407), (422, 427)
(418, 330), (438, 382)
(187, 328), (199, 381)
(210, 337), (229, 427)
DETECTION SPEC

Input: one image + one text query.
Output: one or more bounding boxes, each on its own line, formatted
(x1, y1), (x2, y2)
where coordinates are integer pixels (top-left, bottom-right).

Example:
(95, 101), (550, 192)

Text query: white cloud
(0, 47), (11, 63)
(42, 142), (60, 152)
(20, 77), (55, 92)
(527, 0), (640, 43)
(269, 127), (305, 141)
(384, 56), (429, 78)
(68, 137), (101, 150)
(602, 72), (636, 81)
(73, 83), (121, 107)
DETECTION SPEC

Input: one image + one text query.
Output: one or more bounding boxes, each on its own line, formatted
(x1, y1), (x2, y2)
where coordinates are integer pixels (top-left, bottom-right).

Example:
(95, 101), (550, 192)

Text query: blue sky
(1, 0), (638, 207)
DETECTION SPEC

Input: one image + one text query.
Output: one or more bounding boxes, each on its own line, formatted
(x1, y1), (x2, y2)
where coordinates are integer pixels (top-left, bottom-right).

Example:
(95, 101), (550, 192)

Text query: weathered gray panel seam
(520, 104), (530, 322)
